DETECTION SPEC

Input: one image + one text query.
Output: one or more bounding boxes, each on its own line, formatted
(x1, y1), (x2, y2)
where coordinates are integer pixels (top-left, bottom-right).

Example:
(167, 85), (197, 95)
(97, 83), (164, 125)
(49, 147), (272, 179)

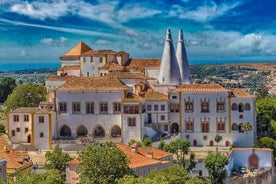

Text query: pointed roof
(60, 42), (92, 59)
(158, 29), (181, 85)
(176, 30), (192, 84)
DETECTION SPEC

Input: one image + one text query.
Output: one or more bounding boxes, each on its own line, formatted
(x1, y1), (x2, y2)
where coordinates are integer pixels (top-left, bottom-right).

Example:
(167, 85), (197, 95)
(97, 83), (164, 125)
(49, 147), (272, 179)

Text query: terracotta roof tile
(46, 75), (71, 81)
(123, 94), (145, 103)
(126, 58), (161, 71)
(117, 144), (160, 168)
(174, 84), (230, 92)
(137, 146), (172, 160)
(63, 65), (80, 70)
(67, 159), (80, 165)
(57, 76), (127, 92)
(11, 107), (40, 113)
(107, 71), (148, 79)
(231, 88), (253, 97)
(0, 152), (22, 169)
(141, 91), (168, 101)
(232, 148), (273, 151)
(0, 135), (11, 150)
(61, 42), (92, 59)
(82, 49), (117, 56)
(98, 62), (126, 70)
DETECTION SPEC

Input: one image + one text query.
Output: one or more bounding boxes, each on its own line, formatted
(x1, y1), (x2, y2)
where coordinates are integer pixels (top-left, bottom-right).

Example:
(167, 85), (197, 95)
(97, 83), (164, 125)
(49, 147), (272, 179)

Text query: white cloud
(40, 37), (68, 46)
(10, 1), (69, 20)
(169, 1), (242, 22)
(95, 39), (112, 45)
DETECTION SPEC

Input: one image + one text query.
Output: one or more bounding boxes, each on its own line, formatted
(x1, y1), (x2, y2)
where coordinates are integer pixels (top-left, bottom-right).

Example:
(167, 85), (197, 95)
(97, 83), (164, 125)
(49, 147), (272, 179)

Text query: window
(86, 102), (94, 114)
(163, 125), (169, 131)
(154, 105), (158, 111)
(160, 115), (165, 121)
(245, 103), (251, 111)
(99, 57), (103, 63)
(87, 72), (90, 77)
(172, 95), (177, 99)
(170, 104), (179, 113)
(16, 128), (20, 132)
(24, 115), (29, 122)
(203, 135), (208, 140)
(72, 102), (81, 113)
(100, 102), (108, 114)
(185, 102), (194, 113)
(232, 123), (238, 131)
(39, 116), (44, 123)
(124, 105), (139, 114)
(216, 101), (225, 112)
(201, 122), (209, 132)
(217, 121), (225, 133)
(128, 117), (136, 126)
(40, 132), (44, 137)
(161, 104), (165, 111)
(59, 102), (67, 113)
(148, 114), (152, 123)
(25, 128), (28, 133)
(147, 105), (152, 111)
(186, 135), (190, 139)
(185, 121), (194, 132)
(238, 103), (244, 112)
(113, 102), (121, 113)
(201, 101), (210, 113)
(11, 130), (15, 136)
(232, 103), (237, 110)
(13, 115), (19, 122)
(239, 115), (243, 119)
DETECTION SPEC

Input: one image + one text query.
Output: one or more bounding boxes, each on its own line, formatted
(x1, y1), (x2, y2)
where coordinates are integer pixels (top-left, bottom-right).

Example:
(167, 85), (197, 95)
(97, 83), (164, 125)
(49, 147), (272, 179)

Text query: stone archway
(60, 125), (71, 137)
(249, 153), (259, 170)
(93, 126), (105, 138)
(77, 125), (88, 137)
(110, 125), (121, 138)
(171, 123), (179, 134)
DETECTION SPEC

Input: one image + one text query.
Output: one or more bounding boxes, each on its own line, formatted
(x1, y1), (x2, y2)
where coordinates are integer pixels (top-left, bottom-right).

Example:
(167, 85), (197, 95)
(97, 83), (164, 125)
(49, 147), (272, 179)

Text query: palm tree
(242, 122), (252, 147)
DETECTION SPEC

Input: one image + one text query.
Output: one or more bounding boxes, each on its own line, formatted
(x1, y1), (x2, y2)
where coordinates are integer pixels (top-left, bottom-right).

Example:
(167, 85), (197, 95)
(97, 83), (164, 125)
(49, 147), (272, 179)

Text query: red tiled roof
(98, 62), (126, 71)
(231, 88), (254, 97)
(107, 71), (148, 79)
(82, 49), (117, 56)
(0, 135), (11, 150)
(137, 146), (172, 160)
(57, 76), (127, 92)
(174, 84), (230, 92)
(67, 159), (80, 165)
(117, 144), (160, 168)
(61, 42), (92, 59)
(141, 91), (168, 101)
(126, 58), (161, 71)
(232, 148), (273, 151)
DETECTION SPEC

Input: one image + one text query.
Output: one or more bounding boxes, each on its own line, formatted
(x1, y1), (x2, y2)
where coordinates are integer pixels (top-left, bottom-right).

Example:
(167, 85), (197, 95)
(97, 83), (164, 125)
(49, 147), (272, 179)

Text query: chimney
(130, 143), (138, 153)
(158, 29), (181, 85)
(176, 29), (192, 84)
(145, 149), (154, 159)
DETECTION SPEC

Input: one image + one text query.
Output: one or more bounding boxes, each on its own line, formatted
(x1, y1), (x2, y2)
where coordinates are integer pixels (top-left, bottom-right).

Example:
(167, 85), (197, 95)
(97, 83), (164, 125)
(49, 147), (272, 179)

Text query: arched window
(245, 103), (251, 111)
(93, 126), (105, 138)
(185, 121), (194, 132)
(193, 139), (197, 146)
(60, 125), (71, 137)
(217, 122), (225, 133)
(238, 103), (244, 112)
(77, 125), (88, 137)
(110, 126), (121, 137)
(210, 140), (214, 146)
(232, 123), (238, 131)
(249, 154), (259, 170)
(171, 123), (179, 134)
(232, 103), (237, 111)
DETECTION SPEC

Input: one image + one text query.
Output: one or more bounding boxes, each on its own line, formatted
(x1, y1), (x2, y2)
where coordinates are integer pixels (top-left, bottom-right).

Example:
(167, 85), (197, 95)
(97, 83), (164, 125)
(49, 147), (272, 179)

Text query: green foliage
(45, 144), (72, 178)
(256, 83), (269, 98)
(11, 169), (64, 184)
(0, 124), (5, 134)
(4, 83), (46, 112)
(203, 152), (228, 184)
(256, 97), (276, 138)
(214, 134), (222, 144)
(158, 140), (166, 150)
(254, 137), (276, 157)
(0, 77), (16, 103)
(142, 137), (152, 146)
(79, 142), (132, 184)
(118, 166), (205, 184)
(159, 139), (195, 172)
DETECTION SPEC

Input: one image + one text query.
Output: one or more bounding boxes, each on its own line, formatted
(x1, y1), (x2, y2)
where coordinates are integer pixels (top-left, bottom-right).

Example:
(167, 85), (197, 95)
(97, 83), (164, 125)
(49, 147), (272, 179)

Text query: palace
(7, 29), (256, 150)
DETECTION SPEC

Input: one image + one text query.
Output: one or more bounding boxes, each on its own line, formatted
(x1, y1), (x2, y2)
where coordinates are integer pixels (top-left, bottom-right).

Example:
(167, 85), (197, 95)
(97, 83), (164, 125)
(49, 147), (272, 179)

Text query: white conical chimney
(176, 30), (192, 84)
(158, 29), (181, 85)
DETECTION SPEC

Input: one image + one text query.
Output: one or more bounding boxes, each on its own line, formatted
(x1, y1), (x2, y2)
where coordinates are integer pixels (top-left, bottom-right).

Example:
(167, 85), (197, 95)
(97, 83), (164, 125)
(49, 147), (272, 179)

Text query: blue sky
(0, 0), (276, 64)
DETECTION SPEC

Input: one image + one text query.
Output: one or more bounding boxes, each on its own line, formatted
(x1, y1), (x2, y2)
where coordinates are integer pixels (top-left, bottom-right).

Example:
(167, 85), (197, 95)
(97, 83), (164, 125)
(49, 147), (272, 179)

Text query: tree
(0, 77), (16, 103)
(254, 137), (276, 157)
(45, 144), (72, 179)
(242, 122), (252, 146)
(160, 139), (195, 172)
(0, 124), (5, 135)
(11, 169), (63, 184)
(203, 152), (228, 184)
(79, 142), (132, 184)
(4, 83), (46, 112)
(142, 137), (152, 146)
(256, 83), (269, 98)
(214, 134), (222, 152)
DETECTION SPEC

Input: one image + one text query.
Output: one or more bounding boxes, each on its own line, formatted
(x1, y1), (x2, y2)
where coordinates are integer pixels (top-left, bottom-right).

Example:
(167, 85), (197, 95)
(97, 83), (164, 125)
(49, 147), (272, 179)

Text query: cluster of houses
(1, 29), (274, 183)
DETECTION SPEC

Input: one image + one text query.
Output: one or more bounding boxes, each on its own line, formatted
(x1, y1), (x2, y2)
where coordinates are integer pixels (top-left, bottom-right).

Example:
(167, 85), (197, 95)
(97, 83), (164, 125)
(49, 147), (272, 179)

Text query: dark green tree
(45, 144), (72, 178)
(11, 169), (63, 184)
(79, 142), (132, 184)
(0, 77), (16, 103)
(254, 137), (276, 157)
(256, 83), (269, 98)
(204, 152), (228, 184)
(214, 134), (222, 152)
(142, 137), (152, 146)
(0, 124), (5, 135)
(4, 83), (46, 112)
(160, 139), (195, 172)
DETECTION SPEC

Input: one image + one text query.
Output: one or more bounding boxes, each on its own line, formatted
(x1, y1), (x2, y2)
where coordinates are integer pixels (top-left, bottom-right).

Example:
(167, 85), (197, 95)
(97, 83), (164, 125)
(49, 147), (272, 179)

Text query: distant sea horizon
(0, 60), (276, 71)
